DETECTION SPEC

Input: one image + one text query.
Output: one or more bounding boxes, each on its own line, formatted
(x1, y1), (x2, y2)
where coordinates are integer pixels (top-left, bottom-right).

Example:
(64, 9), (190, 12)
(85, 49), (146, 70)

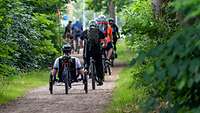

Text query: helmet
(62, 44), (72, 53)
(95, 15), (108, 32)
(89, 20), (97, 29)
(108, 18), (114, 23)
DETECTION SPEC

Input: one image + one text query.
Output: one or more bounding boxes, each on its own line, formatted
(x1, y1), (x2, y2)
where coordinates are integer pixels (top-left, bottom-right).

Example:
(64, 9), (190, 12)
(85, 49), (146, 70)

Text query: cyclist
(52, 44), (84, 83)
(83, 20), (105, 86)
(108, 18), (120, 57)
(105, 19), (113, 61)
(72, 20), (83, 53)
(96, 16), (113, 62)
(63, 21), (73, 47)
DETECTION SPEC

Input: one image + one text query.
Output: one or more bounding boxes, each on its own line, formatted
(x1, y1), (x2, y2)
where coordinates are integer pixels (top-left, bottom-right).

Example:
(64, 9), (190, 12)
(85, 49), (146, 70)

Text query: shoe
(115, 53), (118, 58)
(55, 82), (64, 86)
(97, 82), (103, 86)
(105, 59), (111, 65)
(97, 80), (103, 86)
(53, 78), (58, 82)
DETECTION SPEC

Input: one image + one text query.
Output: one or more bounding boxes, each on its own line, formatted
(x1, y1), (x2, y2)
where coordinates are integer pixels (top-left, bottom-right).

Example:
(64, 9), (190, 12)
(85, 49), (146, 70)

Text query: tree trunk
(152, 0), (162, 18)
(152, 0), (170, 18)
(108, 0), (115, 22)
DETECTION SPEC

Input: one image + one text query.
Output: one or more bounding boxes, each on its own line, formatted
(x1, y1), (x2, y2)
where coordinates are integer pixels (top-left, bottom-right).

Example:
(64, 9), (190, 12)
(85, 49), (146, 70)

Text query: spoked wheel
(90, 63), (96, 90)
(63, 67), (71, 94)
(49, 73), (53, 94)
(83, 74), (88, 94)
(105, 61), (111, 76)
(111, 59), (114, 67)
(64, 75), (68, 94)
(108, 65), (111, 75)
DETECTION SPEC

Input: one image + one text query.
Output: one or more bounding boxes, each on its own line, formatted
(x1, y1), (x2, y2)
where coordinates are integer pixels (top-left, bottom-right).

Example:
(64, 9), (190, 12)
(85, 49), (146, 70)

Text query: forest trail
(0, 52), (126, 113)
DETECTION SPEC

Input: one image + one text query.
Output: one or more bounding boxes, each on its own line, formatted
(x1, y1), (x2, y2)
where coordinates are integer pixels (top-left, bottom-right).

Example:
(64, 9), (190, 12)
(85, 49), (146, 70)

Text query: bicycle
(102, 49), (112, 76)
(89, 57), (97, 90)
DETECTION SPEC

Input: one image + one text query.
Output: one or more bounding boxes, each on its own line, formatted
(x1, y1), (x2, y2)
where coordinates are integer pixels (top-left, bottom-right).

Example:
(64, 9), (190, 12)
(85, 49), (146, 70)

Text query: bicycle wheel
(111, 59), (114, 67)
(63, 67), (69, 94)
(108, 64), (111, 75)
(106, 62), (111, 75)
(49, 73), (53, 94)
(90, 62), (96, 90)
(83, 74), (88, 94)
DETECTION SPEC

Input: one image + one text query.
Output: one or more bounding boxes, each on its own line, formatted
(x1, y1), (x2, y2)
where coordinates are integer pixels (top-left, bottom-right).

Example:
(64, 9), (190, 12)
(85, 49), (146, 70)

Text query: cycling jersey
(53, 55), (82, 70)
(106, 25), (112, 43)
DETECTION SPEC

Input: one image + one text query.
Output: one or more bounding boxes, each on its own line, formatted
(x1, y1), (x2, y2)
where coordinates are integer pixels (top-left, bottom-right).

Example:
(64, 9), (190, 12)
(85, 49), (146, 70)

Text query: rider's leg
(113, 40), (117, 51)
(106, 42), (113, 60)
(52, 69), (58, 81)
(95, 55), (104, 85)
(75, 37), (78, 52)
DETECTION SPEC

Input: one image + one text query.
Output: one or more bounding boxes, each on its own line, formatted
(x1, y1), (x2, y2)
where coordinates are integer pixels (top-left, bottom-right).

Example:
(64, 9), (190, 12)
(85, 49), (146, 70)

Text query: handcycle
(49, 55), (88, 94)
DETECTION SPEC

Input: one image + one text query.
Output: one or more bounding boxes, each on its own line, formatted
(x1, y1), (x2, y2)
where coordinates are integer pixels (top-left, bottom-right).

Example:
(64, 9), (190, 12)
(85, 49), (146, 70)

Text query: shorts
(105, 42), (113, 51)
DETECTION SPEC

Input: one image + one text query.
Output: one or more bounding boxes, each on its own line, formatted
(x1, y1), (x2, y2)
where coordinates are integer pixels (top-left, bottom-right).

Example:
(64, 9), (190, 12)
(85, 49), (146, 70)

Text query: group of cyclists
(52, 15), (120, 87)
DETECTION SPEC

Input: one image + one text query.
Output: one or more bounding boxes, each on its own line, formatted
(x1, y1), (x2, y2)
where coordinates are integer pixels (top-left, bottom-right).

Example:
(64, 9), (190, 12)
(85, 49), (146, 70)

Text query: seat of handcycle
(57, 56), (77, 82)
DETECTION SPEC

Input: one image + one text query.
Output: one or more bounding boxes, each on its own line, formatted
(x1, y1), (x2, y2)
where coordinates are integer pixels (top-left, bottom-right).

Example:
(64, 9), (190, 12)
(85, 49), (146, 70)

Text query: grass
(0, 70), (49, 104)
(105, 66), (148, 113)
(116, 39), (134, 63)
(105, 39), (148, 113)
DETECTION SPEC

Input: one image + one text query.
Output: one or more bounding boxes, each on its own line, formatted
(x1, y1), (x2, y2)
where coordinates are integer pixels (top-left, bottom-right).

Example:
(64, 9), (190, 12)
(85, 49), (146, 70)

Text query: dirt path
(0, 52), (126, 113)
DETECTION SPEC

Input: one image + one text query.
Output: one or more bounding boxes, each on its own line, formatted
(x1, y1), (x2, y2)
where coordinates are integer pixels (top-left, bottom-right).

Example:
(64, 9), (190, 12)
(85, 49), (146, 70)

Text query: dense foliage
(122, 0), (200, 112)
(0, 0), (65, 77)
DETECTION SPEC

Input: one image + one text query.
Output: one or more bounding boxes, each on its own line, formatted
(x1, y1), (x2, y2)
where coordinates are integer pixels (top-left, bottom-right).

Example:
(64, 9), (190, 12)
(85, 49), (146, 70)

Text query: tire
(111, 59), (114, 67)
(84, 75), (88, 94)
(91, 63), (96, 90)
(63, 67), (69, 94)
(49, 73), (53, 94)
(108, 65), (111, 75)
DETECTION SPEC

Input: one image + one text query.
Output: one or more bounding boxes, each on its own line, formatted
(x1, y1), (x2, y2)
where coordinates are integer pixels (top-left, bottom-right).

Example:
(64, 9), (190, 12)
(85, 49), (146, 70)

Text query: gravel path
(0, 52), (125, 113)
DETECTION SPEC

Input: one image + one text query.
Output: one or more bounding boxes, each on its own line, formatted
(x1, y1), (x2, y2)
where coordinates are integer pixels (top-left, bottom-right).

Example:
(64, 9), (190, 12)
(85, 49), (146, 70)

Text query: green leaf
(168, 64), (178, 77)
(177, 75), (187, 90)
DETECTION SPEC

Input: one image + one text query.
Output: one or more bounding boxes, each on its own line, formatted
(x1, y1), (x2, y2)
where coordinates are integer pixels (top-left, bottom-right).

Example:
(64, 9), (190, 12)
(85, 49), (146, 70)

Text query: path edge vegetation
(0, 70), (49, 104)
(105, 40), (149, 113)
(106, 0), (200, 112)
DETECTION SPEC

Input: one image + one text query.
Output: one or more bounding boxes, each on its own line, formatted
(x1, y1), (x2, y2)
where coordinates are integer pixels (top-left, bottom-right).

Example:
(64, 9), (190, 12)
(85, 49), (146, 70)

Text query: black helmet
(62, 44), (72, 53)
(108, 18), (114, 23)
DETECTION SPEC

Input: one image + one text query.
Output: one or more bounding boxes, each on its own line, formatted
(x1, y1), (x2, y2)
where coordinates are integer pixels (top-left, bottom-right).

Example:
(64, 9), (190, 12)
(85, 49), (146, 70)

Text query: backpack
(58, 56), (76, 81)
(87, 28), (100, 55)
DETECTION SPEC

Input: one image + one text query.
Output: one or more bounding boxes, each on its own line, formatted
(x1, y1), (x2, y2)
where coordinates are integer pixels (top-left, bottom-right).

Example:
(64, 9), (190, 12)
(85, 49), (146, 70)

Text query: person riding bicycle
(52, 44), (84, 83)
(108, 18), (120, 57)
(83, 20), (105, 86)
(63, 21), (73, 46)
(72, 20), (83, 53)
(96, 16), (113, 62)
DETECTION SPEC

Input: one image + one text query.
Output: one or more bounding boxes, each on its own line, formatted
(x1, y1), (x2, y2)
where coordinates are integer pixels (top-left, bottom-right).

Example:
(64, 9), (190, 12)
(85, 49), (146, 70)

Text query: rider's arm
(115, 24), (120, 39)
(52, 69), (58, 77)
(74, 57), (84, 75)
(52, 57), (60, 77)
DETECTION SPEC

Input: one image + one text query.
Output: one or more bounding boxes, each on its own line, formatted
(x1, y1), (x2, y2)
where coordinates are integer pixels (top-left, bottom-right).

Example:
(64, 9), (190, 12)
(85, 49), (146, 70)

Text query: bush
(0, 0), (60, 76)
(123, 0), (200, 112)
